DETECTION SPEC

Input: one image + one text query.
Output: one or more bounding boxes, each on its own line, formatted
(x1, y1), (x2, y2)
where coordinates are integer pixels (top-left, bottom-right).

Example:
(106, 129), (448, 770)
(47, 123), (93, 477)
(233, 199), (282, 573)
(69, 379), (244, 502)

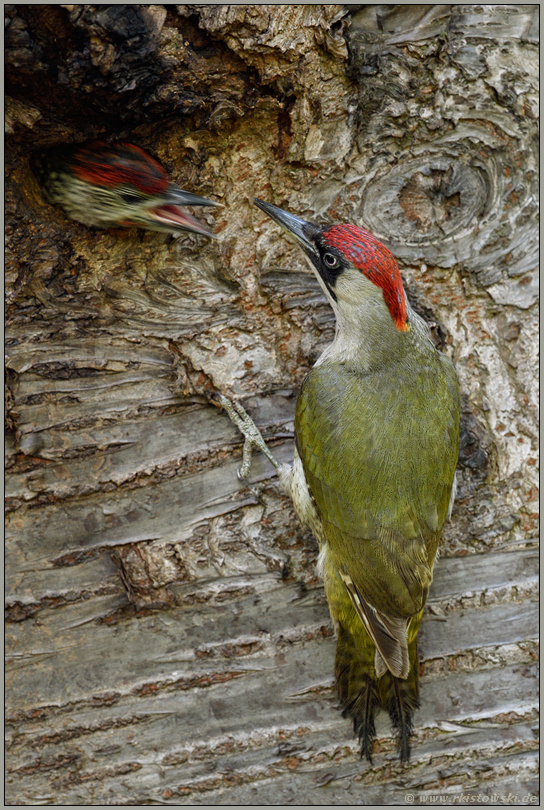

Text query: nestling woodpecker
(31, 141), (218, 237)
(220, 199), (460, 763)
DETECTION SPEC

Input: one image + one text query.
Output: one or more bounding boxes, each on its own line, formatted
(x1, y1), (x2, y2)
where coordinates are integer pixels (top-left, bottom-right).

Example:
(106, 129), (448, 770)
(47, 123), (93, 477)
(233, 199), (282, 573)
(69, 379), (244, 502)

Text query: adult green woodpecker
(31, 141), (219, 237)
(220, 199), (460, 763)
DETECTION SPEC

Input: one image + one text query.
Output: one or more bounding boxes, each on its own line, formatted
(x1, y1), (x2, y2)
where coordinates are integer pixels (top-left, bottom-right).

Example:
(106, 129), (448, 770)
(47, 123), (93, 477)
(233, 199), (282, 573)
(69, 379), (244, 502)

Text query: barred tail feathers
(382, 668), (420, 763)
(323, 548), (423, 762)
(335, 617), (421, 763)
(335, 623), (381, 762)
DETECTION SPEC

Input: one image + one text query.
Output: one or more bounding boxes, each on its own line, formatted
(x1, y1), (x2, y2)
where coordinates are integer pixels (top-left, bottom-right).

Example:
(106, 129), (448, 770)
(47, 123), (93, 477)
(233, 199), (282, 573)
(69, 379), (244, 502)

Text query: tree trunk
(5, 5), (538, 805)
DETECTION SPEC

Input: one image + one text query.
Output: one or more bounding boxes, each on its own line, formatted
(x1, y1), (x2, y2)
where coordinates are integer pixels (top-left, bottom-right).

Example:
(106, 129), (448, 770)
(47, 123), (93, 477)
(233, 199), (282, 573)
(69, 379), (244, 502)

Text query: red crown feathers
(323, 224), (408, 331)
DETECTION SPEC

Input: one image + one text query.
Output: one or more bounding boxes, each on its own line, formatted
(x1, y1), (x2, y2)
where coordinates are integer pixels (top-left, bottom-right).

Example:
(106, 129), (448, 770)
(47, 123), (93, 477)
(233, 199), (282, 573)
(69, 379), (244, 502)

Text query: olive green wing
(295, 357), (459, 675)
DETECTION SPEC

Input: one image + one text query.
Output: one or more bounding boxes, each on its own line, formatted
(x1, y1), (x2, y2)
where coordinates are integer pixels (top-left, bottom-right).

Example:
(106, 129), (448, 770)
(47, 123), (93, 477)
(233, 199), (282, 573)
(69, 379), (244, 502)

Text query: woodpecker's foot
(219, 395), (281, 479)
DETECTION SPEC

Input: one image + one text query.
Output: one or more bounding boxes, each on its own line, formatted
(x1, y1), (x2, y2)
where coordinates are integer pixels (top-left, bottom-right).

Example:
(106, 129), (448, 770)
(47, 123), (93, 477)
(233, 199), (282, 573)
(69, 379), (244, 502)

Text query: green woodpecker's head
(254, 199), (409, 333)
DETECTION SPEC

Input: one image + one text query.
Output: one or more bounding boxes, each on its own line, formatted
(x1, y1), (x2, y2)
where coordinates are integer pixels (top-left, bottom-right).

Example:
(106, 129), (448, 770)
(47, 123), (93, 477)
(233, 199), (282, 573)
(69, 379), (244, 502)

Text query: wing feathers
(341, 571), (409, 678)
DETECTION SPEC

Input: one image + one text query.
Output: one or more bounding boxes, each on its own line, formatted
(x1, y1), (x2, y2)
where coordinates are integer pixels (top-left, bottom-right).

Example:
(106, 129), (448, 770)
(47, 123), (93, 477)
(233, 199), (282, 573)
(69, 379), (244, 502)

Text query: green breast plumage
(295, 345), (460, 619)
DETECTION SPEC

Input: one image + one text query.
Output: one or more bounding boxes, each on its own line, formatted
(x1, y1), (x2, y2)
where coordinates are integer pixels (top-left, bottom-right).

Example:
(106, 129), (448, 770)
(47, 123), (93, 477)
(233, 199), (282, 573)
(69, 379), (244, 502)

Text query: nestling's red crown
(322, 224), (408, 331)
(71, 141), (170, 196)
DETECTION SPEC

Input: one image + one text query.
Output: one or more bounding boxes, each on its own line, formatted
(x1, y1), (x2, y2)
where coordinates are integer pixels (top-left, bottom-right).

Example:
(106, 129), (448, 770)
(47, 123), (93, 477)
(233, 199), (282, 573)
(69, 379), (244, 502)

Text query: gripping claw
(219, 395), (281, 478)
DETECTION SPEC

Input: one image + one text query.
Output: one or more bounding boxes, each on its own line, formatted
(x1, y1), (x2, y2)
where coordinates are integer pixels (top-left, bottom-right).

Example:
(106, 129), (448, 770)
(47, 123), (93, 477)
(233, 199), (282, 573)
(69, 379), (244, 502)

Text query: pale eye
(323, 252), (339, 268)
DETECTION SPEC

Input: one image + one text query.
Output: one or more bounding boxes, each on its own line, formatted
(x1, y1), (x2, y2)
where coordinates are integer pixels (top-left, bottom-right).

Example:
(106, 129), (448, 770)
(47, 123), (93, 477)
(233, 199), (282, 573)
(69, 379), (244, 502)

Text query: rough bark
(5, 5), (538, 806)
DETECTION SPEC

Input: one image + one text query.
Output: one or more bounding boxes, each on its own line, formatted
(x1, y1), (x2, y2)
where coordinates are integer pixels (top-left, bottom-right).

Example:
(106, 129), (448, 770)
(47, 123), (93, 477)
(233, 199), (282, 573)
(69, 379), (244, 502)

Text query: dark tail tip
(385, 674), (420, 764)
(335, 624), (421, 765)
(341, 682), (380, 763)
(335, 625), (381, 763)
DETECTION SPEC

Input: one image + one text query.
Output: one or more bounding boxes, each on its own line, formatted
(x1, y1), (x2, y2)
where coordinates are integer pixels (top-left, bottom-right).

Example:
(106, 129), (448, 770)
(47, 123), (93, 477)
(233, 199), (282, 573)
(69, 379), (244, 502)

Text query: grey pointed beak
(167, 186), (221, 208)
(254, 199), (320, 258)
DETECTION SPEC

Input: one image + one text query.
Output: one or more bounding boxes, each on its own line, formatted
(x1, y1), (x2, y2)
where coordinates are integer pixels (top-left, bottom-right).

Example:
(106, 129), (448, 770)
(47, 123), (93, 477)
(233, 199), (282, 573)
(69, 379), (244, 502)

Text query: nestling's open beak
(254, 199), (320, 259)
(150, 185), (221, 237)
